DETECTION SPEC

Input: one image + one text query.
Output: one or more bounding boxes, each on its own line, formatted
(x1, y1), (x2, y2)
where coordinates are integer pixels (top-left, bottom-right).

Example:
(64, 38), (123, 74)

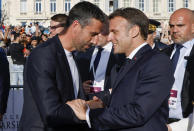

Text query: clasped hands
(66, 96), (103, 120)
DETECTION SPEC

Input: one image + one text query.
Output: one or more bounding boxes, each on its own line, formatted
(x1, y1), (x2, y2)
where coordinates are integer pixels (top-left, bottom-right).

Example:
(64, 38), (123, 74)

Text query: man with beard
(19, 1), (105, 131)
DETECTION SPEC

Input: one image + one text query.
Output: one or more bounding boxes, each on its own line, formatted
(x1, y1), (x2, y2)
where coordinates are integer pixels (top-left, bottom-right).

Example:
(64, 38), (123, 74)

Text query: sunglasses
(49, 24), (65, 30)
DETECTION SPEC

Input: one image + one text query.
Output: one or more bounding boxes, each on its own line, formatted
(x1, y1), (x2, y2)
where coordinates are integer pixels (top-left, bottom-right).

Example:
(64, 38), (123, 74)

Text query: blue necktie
(93, 47), (103, 72)
(171, 44), (183, 73)
(89, 47), (103, 81)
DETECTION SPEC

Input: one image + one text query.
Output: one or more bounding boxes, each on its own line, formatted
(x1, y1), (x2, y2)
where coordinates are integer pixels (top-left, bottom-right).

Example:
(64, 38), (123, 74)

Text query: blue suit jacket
(0, 47), (10, 114)
(89, 45), (174, 131)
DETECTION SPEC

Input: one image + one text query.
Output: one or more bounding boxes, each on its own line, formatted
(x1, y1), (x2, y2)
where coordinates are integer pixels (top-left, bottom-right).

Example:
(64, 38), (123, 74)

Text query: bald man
(162, 8), (194, 131)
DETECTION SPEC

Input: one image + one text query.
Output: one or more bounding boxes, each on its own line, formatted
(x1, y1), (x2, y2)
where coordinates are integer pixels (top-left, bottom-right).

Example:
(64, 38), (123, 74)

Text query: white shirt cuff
(86, 105), (91, 128)
(170, 118), (188, 131)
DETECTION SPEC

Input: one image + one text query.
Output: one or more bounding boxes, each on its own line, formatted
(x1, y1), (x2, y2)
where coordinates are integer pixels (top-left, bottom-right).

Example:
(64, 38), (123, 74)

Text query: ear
(71, 20), (81, 33)
(130, 25), (139, 38)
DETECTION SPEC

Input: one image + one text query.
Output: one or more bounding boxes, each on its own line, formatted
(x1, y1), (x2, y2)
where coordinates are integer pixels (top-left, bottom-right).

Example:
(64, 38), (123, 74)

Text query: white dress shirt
(169, 38), (194, 119)
(90, 42), (112, 90)
(127, 42), (147, 59)
(64, 49), (79, 99)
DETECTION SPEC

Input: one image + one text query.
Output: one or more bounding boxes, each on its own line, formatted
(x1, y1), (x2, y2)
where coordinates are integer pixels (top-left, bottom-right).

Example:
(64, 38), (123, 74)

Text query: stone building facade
(1, 0), (194, 27)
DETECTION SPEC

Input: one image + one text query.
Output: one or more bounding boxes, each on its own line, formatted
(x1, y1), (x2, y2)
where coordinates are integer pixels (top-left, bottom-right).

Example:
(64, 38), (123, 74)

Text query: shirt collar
(127, 42), (147, 59)
(182, 38), (194, 49)
(64, 49), (73, 57)
(95, 42), (112, 51)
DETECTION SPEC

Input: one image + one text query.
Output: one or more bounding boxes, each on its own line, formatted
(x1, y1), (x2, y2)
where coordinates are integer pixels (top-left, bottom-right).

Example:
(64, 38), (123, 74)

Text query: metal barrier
(0, 86), (23, 131)
(0, 57), (24, 130)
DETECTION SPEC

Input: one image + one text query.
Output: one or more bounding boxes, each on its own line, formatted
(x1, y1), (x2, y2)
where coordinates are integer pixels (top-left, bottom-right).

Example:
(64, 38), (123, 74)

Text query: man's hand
(66, 99), (87, 120)
(86, 96), (104, 109)
(167, 124), (172, 131)
(83, 80), (93, 94)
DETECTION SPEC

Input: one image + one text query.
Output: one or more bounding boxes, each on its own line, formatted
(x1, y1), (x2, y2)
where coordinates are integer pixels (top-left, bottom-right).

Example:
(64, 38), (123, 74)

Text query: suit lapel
(73, 56), (86, 100)
(55, 36), (75, 99)
(104, 48), (114, 89)
(87, 46), (95, 72)
(112, 45), (152, 91)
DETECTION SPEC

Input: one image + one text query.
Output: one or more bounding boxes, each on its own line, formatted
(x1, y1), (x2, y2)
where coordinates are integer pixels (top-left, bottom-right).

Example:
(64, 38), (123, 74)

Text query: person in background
(162, 8), (194, 131)
(147, 19), (168, 50)
(0, 47), (10, 121)
(40, 34), (48, 43)
(28, 36), (39, 51)
(49, 14), (68, 37)
(9, 32), (26, 85)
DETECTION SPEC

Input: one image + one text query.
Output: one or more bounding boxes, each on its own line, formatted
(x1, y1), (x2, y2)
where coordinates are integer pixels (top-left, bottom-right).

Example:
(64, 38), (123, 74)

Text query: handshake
(66, 96), (104, 120)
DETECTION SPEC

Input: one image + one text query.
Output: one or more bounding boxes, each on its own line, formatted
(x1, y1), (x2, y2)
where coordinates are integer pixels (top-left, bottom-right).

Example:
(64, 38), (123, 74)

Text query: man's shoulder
(151, 50), (170, 60)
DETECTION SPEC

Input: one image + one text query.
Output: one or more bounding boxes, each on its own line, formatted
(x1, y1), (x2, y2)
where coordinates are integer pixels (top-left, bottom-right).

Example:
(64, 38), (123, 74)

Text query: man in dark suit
(76, 19), (124, 103)
(161, 8), (194, 131)
(0, 47), (10, 121)
(147, 19), (168, 51)
(18, 1), (105, 131)
(67, 7), (174, 131)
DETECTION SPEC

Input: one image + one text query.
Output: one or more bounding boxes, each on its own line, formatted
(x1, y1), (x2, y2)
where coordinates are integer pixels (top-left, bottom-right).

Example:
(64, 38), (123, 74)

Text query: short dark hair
(109, 8), (149, 40)
(67, 1), (105, 28)
(13, 33), (20, 40)
(50, 14), (68, 32)
(51, 14), (68, 25)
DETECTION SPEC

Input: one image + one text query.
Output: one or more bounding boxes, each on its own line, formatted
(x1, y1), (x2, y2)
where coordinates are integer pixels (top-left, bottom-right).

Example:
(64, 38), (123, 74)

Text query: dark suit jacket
(154, 42), (168, 51)
(0, 47), (10, 114)
(19, 36), (88, 131)
(89, 45), (174, 131)
(162, 44), (194, 118)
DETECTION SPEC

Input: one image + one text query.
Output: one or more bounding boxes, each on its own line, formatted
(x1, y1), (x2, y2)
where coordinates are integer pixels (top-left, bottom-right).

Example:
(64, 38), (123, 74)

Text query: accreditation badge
(90, 80), (104, 93)
(169, 90), (178, 109)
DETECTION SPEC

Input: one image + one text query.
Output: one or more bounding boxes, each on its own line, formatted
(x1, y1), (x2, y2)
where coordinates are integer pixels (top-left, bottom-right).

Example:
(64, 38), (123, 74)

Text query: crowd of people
(0, 1), (194, 131)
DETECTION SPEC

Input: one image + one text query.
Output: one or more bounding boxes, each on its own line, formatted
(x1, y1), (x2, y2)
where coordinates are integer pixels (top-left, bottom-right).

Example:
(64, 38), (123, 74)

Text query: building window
(64, 0), (71, 13)
(20, 0), (27, 14)
(183, 0), (188, 8)
(153, 0), (159, 13)
(168, 0), (175, 13)
(93, 0), (100, 7)
(109, 0), (114, 13)
(50, 0), (56, 13)
(35, 0), (42, 14)
(21, 22), (27, 26)
(138, 0), (144, 11)
(123, 0), (131, 7)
